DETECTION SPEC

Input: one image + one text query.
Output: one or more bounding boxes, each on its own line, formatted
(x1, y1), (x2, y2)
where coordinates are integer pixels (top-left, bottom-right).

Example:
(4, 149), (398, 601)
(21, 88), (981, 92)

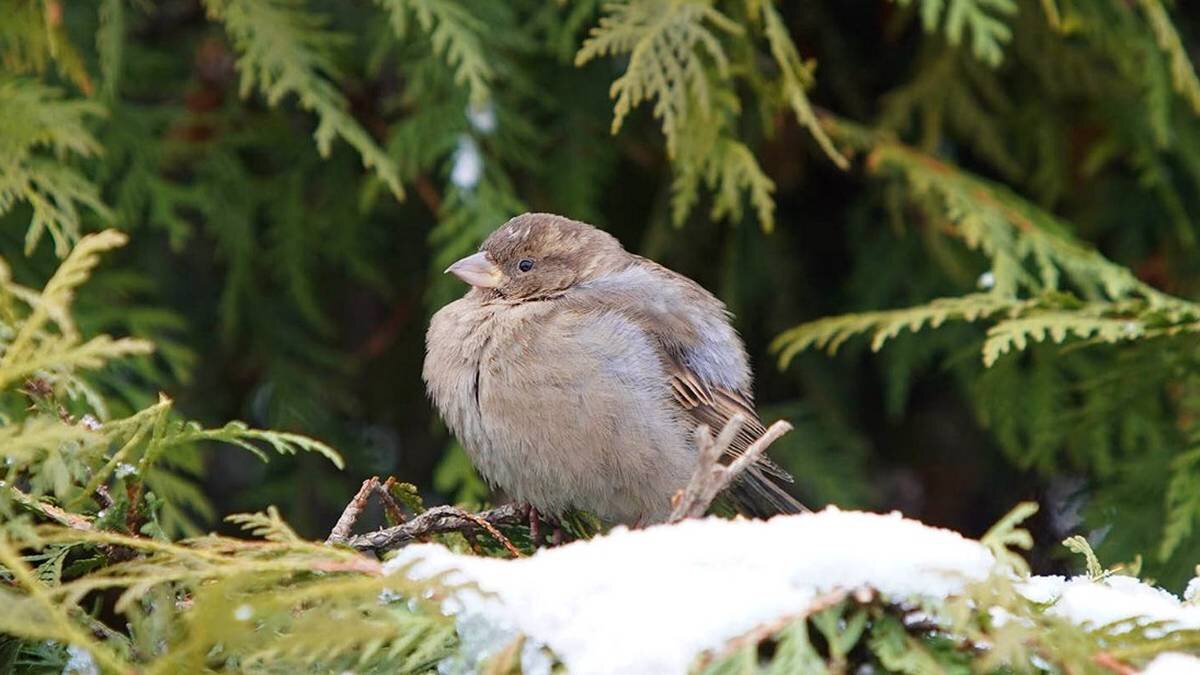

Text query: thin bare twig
(327, 477), (379, 544)
(327, 476), (520, 557)
(343, 503), (527, 554)
(528, 504), (542, 546)
(9, 485), (94, 530)
(375, 477), (407, 526)
(669, 415), (794, 522)
(1093, 653), (1138, 675)
(454, 508), (523, 558)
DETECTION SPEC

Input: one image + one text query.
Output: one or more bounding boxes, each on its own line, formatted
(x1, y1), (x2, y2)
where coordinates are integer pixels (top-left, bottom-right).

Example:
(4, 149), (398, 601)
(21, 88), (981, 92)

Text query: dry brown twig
(338, 503), (527, 556)
(325, 476), (524, 558)
(326, 476), (380, 545)
(453, 508), (524, 558)
(669, 414), (794, 523)
(375, 476), (407, 526)
(1093, 653), (1138, 675)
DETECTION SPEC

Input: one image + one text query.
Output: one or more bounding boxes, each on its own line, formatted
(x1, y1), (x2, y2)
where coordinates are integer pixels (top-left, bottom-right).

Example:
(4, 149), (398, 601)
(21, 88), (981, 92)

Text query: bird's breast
(485, 307), (697, 521)
(426, 299), (698, 523)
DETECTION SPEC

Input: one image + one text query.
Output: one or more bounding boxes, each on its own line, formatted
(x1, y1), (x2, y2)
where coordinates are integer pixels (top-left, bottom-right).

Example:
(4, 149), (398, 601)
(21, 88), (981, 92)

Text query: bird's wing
(667, 364), (793, 483)
(568, 261), (794, 484)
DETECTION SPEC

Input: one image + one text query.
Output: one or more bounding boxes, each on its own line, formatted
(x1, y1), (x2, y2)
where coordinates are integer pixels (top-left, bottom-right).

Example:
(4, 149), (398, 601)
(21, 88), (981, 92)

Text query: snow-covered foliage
(387, 508), (1200, 674)
(1022, 575), (1200, 633)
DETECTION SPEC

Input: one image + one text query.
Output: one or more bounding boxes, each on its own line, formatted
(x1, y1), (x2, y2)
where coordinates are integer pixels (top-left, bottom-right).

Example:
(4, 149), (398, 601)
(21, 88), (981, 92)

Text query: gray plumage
(423, 213), (804, 524)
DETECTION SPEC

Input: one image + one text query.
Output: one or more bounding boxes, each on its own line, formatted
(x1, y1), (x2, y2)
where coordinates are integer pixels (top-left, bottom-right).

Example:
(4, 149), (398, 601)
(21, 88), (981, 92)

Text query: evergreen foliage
(4, 0), (1200, 671)
(0, 78), (108, 256)
(203, 0), (405, 199)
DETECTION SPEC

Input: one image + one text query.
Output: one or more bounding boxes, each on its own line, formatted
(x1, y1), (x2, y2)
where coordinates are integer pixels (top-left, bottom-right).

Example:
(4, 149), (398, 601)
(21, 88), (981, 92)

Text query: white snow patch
(467, 103), (497, 134)
(233, 604), (253, 621)
(450, 135), (482, 190)
(62, 645), (98, 675)
(1019, 574), (1200, 632)
(386, 508), (994, 675)
(1186, 575), (1200, 603)
(382, 508), (1200, 673)
(1142, 652), (1200, 675)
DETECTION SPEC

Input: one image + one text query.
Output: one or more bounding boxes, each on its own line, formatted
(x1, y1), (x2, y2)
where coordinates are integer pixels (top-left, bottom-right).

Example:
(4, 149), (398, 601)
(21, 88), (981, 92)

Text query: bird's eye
(518, 259), (534, 272)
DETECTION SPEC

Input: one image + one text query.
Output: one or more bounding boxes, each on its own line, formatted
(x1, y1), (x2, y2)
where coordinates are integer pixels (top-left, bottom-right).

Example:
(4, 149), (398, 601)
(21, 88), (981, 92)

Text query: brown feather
(557, 254), (799, 488)
(668, 367), (793, 483)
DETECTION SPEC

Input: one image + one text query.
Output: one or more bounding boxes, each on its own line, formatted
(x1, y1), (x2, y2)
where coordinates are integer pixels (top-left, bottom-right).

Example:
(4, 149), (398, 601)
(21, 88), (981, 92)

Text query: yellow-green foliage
(0, 231), (343, 536)
(0, 79), (109, 256)
(0, 231), (149, 394)
(0, 231), (455, 673)
(577, 1), (744, 156)
(773, 120), (1200, 368)
(1138, 0), (1200, 115)
(892, 0), (1017, 66)
(577, 0), (845, 231)
(376, 0), (495, 107)
(0, 521), (456, 674)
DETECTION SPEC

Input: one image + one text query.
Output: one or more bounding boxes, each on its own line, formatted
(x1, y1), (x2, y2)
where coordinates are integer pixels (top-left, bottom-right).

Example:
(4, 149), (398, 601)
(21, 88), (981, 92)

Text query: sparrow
(423, 213), (805, 525)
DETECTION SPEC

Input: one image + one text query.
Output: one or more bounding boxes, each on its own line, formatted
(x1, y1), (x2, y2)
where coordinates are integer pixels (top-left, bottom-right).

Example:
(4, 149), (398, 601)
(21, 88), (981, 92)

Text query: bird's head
(445, 213), (627, 300)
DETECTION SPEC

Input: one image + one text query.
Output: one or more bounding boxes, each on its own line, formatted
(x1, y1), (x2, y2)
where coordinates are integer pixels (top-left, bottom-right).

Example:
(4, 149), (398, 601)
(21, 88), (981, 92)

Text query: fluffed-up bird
(423, 213), (805, 525)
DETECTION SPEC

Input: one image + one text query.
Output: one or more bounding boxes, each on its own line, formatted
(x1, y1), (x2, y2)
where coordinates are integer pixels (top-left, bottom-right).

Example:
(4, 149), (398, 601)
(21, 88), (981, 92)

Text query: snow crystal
(386, 508), (994, 675)
(114, 463), (137, 479)
(977, 270), (996, 290)
(1142, 652), (1200, 675)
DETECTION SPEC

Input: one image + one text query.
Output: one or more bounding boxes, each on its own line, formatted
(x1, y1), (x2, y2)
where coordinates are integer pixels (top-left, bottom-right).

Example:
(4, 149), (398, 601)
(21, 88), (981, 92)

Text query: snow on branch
(383, 508), (1200, 674)
(387, 509), (996, 674)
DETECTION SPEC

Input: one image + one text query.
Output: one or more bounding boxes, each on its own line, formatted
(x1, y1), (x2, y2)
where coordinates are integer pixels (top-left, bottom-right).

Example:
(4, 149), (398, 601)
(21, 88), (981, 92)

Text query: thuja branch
(0, 538), (129, 673)
(9, 485), (94, 530)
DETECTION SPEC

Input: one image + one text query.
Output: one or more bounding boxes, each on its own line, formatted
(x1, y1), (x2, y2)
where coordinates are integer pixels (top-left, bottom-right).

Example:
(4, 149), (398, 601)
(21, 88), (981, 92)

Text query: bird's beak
(445, 251), (503, 288)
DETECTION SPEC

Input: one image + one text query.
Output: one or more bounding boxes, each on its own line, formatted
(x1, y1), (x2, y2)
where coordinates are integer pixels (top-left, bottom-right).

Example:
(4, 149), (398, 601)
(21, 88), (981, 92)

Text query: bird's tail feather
(727, 467), (809, 517)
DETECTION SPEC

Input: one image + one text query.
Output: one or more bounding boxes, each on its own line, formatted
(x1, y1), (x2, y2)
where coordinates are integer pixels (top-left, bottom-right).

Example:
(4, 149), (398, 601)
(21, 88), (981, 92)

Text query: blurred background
(6, 0), (1200, 586)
